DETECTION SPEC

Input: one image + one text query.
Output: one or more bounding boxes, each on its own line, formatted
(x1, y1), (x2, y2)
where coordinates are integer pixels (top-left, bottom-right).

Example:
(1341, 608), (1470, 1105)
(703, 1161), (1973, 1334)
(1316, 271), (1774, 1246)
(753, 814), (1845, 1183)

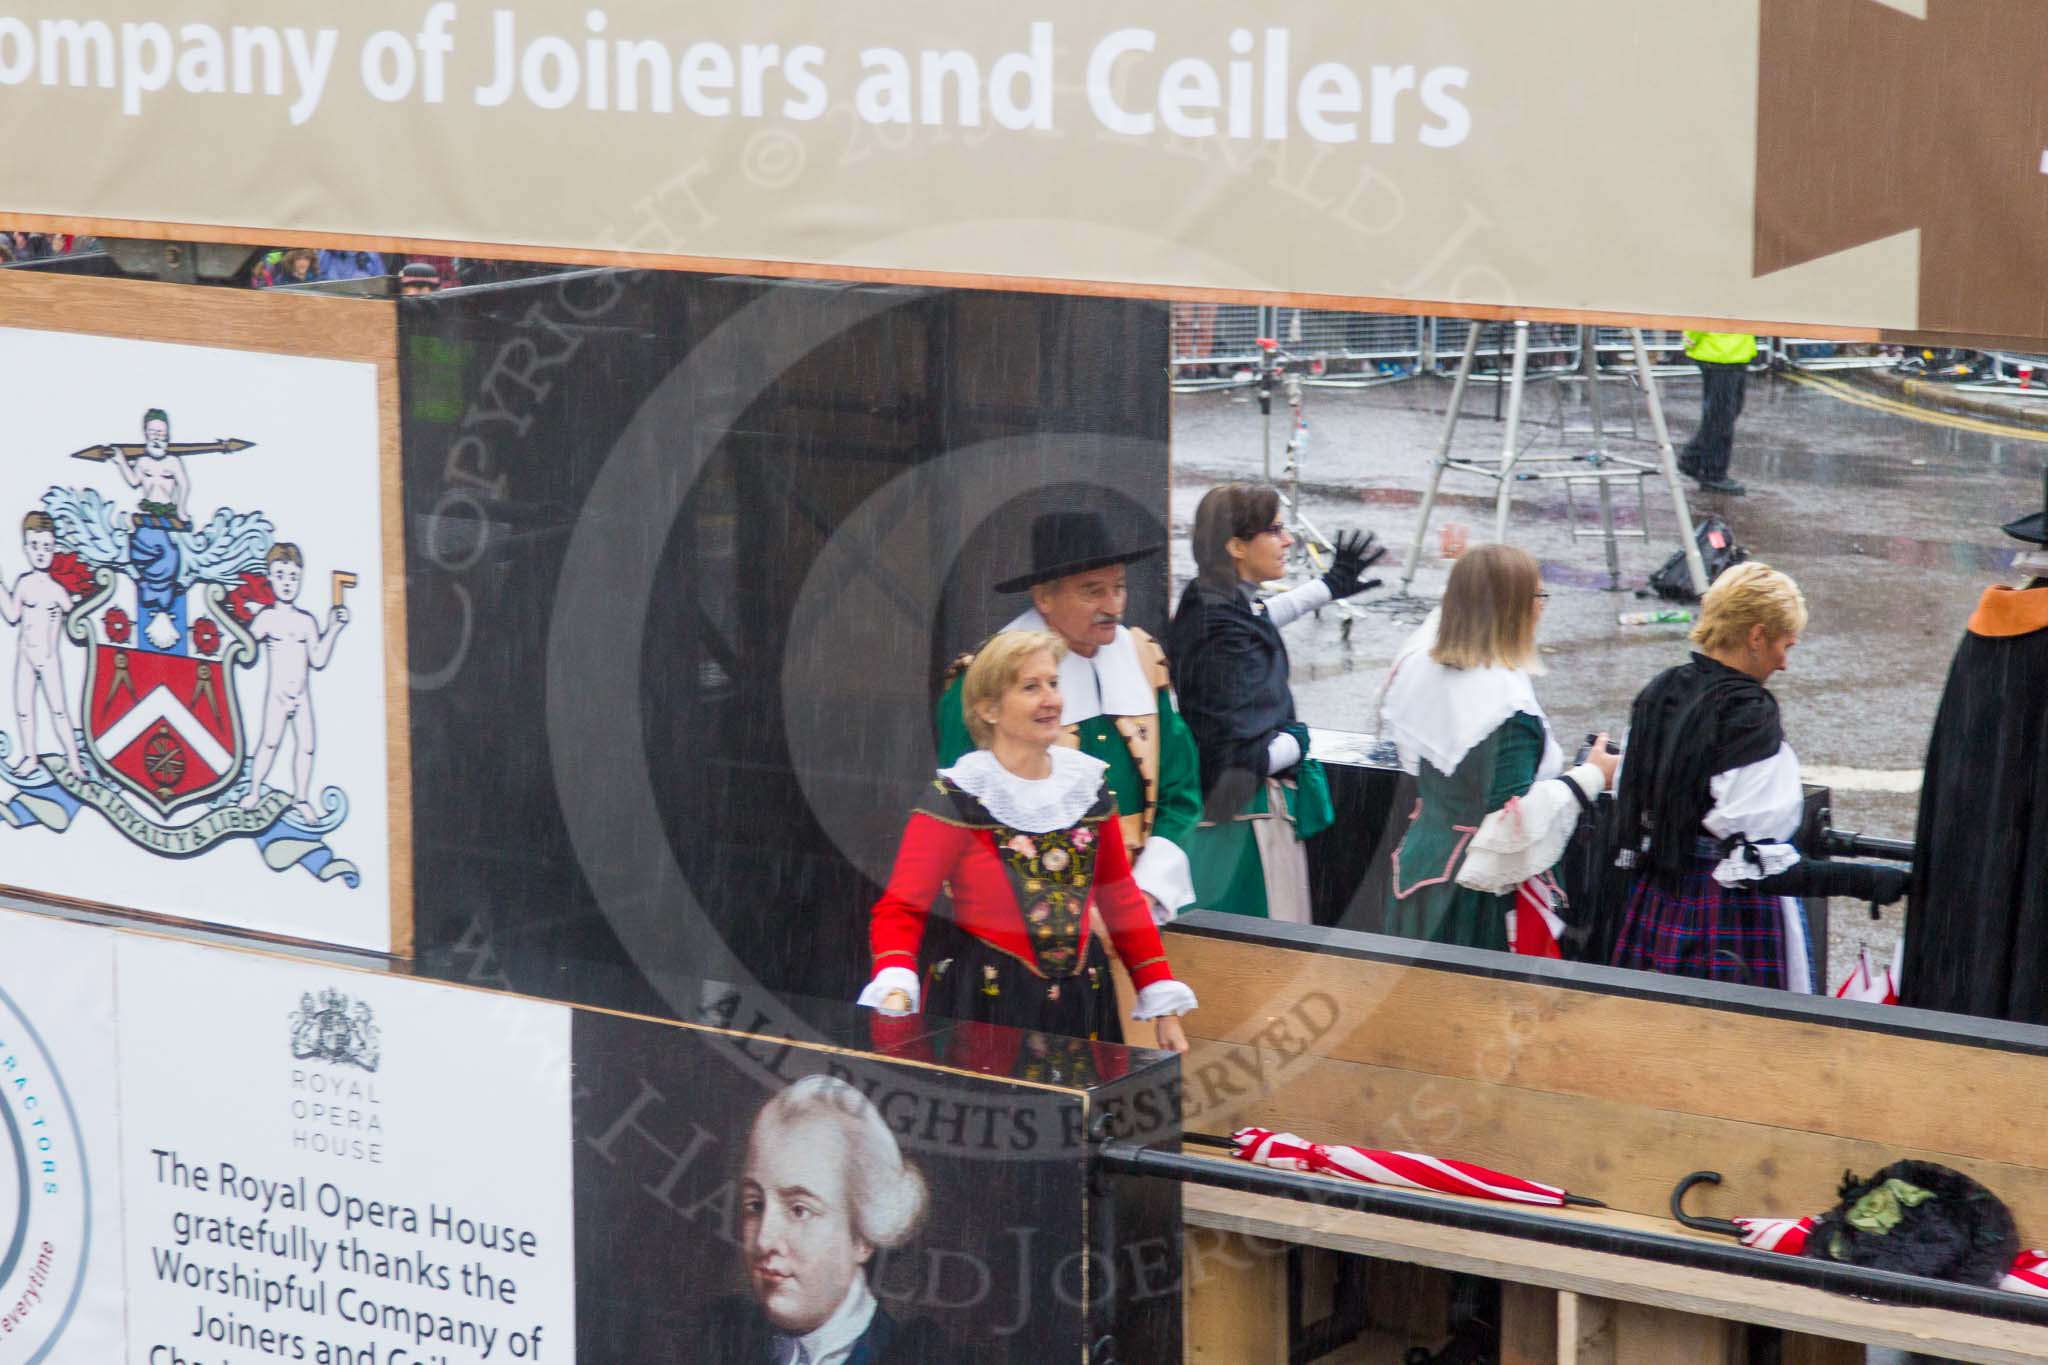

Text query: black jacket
(695, 1295), (947, 1364)
(1166, 579), (1297, 822)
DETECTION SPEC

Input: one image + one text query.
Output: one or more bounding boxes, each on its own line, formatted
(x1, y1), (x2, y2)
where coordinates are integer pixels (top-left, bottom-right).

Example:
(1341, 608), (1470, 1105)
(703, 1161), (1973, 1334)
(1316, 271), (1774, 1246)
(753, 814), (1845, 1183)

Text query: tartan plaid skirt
(1611, 861), (1789, 989)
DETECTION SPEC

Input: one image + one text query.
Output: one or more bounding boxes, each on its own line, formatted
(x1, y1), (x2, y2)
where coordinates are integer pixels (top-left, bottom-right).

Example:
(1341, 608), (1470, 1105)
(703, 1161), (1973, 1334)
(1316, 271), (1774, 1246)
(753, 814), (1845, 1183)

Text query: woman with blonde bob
(860, 630), (1196, 1049)
(1379, 545), (1619, 951)
(1610, 562), (1905, 990)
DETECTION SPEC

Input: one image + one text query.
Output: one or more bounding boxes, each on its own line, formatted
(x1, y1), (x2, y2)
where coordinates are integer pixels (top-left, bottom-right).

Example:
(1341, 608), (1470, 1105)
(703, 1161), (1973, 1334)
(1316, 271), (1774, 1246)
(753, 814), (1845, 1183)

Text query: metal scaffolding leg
(1581, 343), (1626, 591)
(1632, 328), (1710, 596)
(1399, 324), (1482, 590)
(1491, 322), (1532, 543)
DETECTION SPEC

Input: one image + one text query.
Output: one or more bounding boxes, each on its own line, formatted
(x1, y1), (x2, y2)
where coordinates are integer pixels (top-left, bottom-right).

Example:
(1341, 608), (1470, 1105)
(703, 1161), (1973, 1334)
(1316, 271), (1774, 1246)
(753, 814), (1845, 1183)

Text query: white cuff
(1712, 841), (1799, 887)
(1132, 979), (1199, 1020)
(1265, 730), (1302, 775)
(1264, 579), (1333, 629)
(1133, 836), (1195, 920)
(857, 966), (921, 1015)
(1561, 761), (1607, 801)
(1455, 770), (1598, 895)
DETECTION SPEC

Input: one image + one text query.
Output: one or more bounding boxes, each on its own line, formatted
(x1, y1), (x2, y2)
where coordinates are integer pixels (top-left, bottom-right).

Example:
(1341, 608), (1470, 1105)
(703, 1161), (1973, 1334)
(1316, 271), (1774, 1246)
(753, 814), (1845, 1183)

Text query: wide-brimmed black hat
(2005, 468), (2048, 543)
(992, 511), (1162, 593)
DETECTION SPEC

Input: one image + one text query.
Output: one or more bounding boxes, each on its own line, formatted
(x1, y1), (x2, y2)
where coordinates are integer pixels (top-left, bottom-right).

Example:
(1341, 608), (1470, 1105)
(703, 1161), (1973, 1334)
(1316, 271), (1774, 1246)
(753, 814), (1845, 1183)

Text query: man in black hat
(936, 511), (1203, 926)
(1901, 475), (2048, 1024)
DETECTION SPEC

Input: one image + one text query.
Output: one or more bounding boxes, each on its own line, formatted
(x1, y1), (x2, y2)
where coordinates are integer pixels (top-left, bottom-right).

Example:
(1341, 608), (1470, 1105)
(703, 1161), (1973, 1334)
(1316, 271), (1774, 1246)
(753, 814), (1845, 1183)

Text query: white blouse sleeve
(1702, 743), (1804, 884)
(1263, 579), (1333, 629)
(1455, 763), (1607, 894)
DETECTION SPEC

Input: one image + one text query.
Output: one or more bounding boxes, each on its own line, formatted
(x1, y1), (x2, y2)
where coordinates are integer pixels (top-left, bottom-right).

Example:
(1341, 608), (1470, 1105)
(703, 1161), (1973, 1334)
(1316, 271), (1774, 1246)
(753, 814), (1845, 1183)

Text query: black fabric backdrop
(399, 270), (1168, 1014)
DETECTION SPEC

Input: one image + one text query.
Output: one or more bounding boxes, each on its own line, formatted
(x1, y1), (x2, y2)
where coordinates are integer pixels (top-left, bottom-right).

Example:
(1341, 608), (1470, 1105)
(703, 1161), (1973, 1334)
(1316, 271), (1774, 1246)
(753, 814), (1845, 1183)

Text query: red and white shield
(84, 641), (245, 817)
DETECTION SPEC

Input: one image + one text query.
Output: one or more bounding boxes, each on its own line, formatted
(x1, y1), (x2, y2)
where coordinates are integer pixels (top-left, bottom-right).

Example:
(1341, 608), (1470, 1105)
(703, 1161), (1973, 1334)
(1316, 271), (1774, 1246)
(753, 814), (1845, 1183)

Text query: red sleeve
(1091, 806), (1175, 991)
(869, 811), (969, 973)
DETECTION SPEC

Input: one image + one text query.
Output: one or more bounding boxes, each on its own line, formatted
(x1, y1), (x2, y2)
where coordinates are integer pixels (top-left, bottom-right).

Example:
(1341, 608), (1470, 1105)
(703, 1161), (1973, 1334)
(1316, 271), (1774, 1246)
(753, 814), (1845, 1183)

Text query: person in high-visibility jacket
(1678, 332), (1758, 496)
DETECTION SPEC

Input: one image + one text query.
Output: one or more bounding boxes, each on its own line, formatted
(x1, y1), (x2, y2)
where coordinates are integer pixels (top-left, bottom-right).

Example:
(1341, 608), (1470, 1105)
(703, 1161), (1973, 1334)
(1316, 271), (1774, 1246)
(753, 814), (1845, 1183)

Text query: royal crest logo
(0, 407), (360, 885)
(289, 988), (382, 1072)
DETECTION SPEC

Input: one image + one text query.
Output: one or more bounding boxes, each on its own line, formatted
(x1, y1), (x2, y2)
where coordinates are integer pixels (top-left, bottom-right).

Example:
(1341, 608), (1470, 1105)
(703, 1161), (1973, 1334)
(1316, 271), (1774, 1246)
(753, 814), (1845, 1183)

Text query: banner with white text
(0, 1), (2044, 341)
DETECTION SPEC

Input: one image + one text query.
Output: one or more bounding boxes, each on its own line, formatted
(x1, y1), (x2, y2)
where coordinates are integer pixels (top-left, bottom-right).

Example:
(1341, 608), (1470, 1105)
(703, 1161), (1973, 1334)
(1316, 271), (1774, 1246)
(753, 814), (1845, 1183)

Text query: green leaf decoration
(1846, 1186), (1903, 1235)
(1884, 1178), (1935, 1208)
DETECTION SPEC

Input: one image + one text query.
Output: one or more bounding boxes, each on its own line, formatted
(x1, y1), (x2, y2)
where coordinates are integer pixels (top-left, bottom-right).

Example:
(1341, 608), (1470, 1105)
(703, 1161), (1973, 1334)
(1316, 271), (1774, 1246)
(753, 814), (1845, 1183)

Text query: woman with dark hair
(1610, 562), (1906, 990)
(1379, 545), (1618, 953)
(1166, 483), (1382, 919)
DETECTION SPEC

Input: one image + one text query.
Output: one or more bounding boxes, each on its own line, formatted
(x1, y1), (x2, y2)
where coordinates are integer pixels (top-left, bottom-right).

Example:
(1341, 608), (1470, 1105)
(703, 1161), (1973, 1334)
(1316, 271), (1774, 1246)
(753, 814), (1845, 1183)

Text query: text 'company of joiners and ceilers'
(0, 10), (1473, 145)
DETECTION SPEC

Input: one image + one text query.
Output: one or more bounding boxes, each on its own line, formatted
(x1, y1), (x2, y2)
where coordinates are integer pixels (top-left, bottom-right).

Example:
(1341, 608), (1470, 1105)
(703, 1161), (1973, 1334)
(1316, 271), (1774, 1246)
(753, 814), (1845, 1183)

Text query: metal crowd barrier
(1430, 318), (1583, 380)
(1977, 352), (2048, 394)
(1589, 326), (1691, 374)
(1768, 337), (1895, 371)
(1170, 306), (1914, 393)
(1169, 304), (1431, 390)
(1169, 302), (1274, 388)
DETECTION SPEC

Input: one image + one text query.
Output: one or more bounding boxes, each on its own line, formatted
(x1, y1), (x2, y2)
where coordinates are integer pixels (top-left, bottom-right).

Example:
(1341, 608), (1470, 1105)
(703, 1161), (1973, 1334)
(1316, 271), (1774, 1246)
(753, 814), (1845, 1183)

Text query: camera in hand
(1574, 733), (1622, 766)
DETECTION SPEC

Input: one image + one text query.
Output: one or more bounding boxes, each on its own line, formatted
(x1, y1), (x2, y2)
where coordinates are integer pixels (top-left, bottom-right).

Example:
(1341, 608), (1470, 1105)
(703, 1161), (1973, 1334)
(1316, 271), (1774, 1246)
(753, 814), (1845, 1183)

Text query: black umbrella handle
(1670, 1170), (1747, 1238)
(1181, 1130), (1240, 1151)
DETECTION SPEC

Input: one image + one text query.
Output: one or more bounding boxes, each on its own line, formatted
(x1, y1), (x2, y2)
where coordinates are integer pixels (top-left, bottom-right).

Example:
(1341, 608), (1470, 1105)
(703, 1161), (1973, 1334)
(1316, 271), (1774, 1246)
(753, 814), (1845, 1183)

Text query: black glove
(1321, 529), (1387, 601)
(1755, 858), (1909, 906)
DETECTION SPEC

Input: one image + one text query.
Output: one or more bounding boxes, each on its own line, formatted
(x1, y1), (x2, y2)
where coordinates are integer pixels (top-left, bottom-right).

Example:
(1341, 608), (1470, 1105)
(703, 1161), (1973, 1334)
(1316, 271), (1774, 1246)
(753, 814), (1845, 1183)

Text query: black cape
(1901, 588), (2048, 1023)
(1612, 653), (1783, 888)
(1165, 579), (1296, 822)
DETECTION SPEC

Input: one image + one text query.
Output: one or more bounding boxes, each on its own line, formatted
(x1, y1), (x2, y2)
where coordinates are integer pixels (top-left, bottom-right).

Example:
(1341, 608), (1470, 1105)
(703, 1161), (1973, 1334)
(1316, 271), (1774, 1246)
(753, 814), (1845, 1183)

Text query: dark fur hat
(1800, 1160), (2017, 1286)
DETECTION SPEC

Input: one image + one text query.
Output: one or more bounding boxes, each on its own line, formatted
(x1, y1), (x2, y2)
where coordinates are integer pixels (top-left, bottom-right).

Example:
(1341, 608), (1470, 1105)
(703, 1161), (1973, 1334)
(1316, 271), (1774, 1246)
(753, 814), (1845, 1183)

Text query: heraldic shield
(73, 568), (254, 818)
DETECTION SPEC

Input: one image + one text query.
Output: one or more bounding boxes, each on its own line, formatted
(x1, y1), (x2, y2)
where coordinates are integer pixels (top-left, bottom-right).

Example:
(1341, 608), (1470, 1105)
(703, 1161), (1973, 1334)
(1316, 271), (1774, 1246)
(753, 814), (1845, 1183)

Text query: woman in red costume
(860, 630), (1197, 1051)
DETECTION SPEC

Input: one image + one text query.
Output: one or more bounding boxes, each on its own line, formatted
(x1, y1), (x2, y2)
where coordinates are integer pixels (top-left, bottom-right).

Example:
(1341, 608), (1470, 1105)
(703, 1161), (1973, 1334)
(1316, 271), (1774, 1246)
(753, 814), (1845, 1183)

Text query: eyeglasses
(1253, 523), (1288, 539)
(1533, 591), (1551, 600)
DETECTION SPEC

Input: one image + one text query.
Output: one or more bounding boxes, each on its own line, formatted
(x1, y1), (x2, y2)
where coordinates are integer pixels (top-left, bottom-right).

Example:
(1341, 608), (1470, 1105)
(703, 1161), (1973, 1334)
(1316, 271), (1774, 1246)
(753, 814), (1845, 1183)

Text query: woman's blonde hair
(1430, 544), (1543, 670)
(1690, 561), (1807, 653)
(961, 629), (1067, 748)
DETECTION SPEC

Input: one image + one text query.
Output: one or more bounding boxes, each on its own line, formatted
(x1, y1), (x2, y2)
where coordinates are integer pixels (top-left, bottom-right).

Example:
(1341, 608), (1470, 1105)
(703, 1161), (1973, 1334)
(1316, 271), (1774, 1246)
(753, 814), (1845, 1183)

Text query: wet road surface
(1170, 368), (2048, 987)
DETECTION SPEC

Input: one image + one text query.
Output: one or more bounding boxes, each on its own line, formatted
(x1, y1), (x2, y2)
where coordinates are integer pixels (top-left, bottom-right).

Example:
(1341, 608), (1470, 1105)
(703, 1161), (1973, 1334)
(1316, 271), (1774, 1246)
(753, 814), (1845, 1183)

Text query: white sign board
(0, 329), (395, 953)
(114, 934), (575, 1365)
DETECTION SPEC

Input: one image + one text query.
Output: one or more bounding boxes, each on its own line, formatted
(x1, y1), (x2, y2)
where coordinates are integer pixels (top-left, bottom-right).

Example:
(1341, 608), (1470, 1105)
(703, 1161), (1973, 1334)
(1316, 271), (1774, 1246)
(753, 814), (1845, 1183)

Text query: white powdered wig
(753, 1075), (928, 1249)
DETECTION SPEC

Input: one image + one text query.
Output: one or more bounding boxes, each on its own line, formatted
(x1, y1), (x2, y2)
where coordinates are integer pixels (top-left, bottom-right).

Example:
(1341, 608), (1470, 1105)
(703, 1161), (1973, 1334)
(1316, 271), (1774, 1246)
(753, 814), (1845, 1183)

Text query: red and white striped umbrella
(1728, 1214), (2048, 1299)
(1733, 1215), (1814, 1255)
(1227, 1126), (1595, 1208)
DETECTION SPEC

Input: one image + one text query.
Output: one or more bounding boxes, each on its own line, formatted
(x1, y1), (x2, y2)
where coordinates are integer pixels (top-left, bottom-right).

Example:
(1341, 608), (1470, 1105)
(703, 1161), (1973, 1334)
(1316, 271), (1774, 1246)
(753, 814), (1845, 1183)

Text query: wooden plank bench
(1163, 912), (2048, 1363)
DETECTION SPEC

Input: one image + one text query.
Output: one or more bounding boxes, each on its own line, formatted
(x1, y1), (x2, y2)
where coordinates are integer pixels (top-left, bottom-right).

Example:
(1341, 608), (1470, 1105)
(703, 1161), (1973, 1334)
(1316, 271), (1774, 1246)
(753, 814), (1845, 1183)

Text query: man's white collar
(940, 746), (1107, 833)
(1003, 608), (1155, 722)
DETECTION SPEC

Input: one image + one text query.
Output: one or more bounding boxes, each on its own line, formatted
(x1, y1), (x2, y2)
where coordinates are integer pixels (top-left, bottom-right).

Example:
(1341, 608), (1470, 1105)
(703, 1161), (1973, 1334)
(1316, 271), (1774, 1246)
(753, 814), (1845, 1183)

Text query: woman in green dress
(1379, 545), (1619, 952)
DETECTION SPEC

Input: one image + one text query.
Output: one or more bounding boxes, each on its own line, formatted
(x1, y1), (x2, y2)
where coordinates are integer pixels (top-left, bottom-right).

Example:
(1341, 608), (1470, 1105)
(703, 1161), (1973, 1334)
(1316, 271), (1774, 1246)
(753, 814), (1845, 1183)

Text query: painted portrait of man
(699, 1074), (945, 1364)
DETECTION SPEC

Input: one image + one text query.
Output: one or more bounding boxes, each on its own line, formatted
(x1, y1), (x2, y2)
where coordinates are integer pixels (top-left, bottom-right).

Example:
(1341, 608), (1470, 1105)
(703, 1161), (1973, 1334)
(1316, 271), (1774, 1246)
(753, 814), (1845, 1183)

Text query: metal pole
(1492, 322), (1531, 543)
(1632, 329), (1710, 595)
(1259, 306), (1275, 485)
(1400, 323), (1481, 590)
(1585, 339), (1623, 590)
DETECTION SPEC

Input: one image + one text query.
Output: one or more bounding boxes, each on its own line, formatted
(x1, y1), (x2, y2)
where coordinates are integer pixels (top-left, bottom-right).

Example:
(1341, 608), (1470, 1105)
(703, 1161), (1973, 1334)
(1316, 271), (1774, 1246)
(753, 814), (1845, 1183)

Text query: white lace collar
(1001, 608), (1156, 721)
(939, 746), (1108, 833)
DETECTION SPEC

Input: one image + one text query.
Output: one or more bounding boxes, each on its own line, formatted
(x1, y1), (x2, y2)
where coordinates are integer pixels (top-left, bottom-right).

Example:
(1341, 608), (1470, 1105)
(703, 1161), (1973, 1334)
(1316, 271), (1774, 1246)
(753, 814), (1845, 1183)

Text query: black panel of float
(400, 271), (1168, 1015)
